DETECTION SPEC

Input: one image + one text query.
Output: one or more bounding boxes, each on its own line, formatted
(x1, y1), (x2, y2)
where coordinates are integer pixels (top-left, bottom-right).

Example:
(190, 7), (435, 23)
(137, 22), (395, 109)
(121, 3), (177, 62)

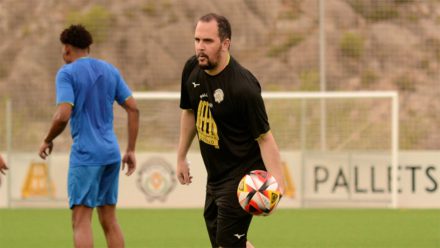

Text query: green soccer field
(0, 208), (439, 248)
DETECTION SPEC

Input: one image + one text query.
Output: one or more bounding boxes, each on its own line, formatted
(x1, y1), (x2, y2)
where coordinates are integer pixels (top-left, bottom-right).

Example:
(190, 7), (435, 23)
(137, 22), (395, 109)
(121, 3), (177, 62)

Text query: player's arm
(120, 96), (139, 176)
(176, 109), (196, 185)
(0, 155), (8, 186)
(39, 103), (72, 159)
(257, 131), (285, 194)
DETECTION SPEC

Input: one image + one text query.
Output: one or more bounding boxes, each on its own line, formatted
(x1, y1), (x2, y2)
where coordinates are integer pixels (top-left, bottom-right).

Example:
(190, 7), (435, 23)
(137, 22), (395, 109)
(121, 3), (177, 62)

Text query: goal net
(125, 91), (399, 208)
(0, 89), (399, 208)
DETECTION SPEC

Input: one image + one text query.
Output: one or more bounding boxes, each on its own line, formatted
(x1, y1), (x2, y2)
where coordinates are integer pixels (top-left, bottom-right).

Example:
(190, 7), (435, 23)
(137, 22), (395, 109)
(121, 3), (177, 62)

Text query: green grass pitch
(0, 208), (439, 247)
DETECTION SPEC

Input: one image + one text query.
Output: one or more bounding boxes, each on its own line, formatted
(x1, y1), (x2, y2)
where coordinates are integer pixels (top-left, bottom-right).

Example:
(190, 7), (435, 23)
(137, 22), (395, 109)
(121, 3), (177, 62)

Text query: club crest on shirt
(214, 89), (224, 103)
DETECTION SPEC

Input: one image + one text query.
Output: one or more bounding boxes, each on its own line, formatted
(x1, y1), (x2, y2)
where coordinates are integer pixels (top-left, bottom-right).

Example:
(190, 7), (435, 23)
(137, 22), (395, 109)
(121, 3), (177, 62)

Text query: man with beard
(177, 13), (285, 248)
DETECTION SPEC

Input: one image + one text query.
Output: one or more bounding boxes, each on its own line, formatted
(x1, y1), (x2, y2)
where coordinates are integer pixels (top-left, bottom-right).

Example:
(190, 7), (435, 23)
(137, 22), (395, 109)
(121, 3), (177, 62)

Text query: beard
(197, 56), (216, 70)
(197, 47), (222, 70)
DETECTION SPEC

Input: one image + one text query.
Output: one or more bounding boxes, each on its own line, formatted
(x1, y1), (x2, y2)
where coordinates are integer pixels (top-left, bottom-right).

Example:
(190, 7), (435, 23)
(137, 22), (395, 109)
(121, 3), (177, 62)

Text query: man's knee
(97, 206), (118, 232)
(71, 205), (93, 229)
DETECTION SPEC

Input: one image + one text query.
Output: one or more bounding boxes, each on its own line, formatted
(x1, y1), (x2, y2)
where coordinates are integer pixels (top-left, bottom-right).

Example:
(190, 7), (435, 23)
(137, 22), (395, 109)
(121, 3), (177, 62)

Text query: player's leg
(71, 205), (94, 248)
(246, 240), (255, 248)
(204, 186), (219, 247)
(97, 205), (124, 247)
(97, 162), (124, 247)
(68, 166), (113, 247)
(215, 187), (253, 248)
(68, 165), (102, 248)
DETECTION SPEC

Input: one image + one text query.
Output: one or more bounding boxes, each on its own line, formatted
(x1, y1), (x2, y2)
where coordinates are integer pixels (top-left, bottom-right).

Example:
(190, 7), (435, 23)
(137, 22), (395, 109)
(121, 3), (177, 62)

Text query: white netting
(130, 91), (399, 208)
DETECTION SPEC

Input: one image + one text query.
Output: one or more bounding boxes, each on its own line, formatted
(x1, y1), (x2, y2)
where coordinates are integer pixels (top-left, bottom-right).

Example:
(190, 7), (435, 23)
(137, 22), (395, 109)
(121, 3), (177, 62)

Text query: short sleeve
(242, 79), (270, 139)
(114, 70), (132, 105)
(56, 69), (74, 106)
(180, 56), (198, 110)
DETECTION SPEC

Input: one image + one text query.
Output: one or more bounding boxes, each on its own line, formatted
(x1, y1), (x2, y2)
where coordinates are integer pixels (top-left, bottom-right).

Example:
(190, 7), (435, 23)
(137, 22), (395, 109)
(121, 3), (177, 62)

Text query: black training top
(180, 55), (269, 185)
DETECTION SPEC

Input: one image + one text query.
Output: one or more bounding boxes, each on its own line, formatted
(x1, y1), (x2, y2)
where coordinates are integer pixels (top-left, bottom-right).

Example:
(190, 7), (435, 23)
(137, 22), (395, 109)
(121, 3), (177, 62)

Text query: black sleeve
(242, 75), (270, 139)
(180, 56), (198, 109)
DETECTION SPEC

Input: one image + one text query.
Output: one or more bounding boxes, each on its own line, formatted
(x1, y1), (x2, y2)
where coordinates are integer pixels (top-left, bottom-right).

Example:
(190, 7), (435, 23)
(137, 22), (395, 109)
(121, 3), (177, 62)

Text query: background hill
(0, 0), (439, 150)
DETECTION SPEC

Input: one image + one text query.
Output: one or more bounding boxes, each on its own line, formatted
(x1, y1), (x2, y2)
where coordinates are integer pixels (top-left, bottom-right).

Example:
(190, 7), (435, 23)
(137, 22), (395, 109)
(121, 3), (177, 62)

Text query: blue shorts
(68, 162), (120, 209)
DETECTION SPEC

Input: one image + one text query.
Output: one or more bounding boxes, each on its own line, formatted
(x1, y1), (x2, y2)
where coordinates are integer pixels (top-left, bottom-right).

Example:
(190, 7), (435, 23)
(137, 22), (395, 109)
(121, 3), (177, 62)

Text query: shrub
(298, 69), (320, 91)
(360, 69), (379, 88)
(67, 5), (113, 44)
(393, 74), (416, 92)
(348, 1), (399, 21)
(267, 33), (304, 57)
(394, 0), (413, 4)
(340, 32), (364, 59)
(142, 2), (156, 16)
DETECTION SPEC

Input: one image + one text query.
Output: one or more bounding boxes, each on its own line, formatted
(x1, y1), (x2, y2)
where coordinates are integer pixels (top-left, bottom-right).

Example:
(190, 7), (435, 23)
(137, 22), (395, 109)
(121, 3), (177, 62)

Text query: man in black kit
(177, 13), (285, 248)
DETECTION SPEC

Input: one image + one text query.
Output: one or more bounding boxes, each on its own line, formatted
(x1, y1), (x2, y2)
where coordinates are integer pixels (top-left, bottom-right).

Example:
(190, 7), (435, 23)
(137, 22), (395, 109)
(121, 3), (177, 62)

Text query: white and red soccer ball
(237, 170), (282, 216)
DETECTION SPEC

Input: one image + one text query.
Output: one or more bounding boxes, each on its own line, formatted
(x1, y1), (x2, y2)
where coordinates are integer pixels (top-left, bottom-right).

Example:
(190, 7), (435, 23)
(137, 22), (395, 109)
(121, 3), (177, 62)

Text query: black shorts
(204, 179), (253, 248)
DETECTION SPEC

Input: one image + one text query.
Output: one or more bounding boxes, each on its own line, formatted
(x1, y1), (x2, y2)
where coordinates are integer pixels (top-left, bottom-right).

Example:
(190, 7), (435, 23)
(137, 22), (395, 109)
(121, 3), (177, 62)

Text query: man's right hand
(38, 141), (53, 160)
(0, 155), (8, 186)
(122, 151), (136, 176)
(176, 159), (192, 185)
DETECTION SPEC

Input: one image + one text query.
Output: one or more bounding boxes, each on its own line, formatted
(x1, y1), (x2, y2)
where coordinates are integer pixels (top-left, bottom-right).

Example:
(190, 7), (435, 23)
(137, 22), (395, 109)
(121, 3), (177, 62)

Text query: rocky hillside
(0, 0), (439, 149)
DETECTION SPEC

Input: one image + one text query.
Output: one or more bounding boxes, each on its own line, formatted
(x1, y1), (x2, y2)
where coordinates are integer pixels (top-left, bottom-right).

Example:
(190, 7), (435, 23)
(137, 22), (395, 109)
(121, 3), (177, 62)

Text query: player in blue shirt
(38, 25), (139, 248)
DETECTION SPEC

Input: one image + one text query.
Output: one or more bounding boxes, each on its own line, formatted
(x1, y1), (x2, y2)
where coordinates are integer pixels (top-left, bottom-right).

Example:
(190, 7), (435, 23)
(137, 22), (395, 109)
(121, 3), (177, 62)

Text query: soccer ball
(237, 170), (282, 216)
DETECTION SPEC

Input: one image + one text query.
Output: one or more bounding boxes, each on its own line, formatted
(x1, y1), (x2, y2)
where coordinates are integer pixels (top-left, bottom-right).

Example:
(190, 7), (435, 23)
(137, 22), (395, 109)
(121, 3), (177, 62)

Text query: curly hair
(60, 25), (93, 49)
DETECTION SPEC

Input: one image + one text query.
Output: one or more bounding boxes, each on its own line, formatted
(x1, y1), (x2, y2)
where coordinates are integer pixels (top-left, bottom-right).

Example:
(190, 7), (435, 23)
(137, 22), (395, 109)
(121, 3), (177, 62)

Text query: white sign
(1, 151), (440, 208)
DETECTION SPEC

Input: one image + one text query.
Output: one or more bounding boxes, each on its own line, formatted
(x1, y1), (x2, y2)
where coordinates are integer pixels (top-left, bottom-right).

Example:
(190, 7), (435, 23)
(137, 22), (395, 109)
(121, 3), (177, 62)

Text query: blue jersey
(55, 57), (132, 167)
